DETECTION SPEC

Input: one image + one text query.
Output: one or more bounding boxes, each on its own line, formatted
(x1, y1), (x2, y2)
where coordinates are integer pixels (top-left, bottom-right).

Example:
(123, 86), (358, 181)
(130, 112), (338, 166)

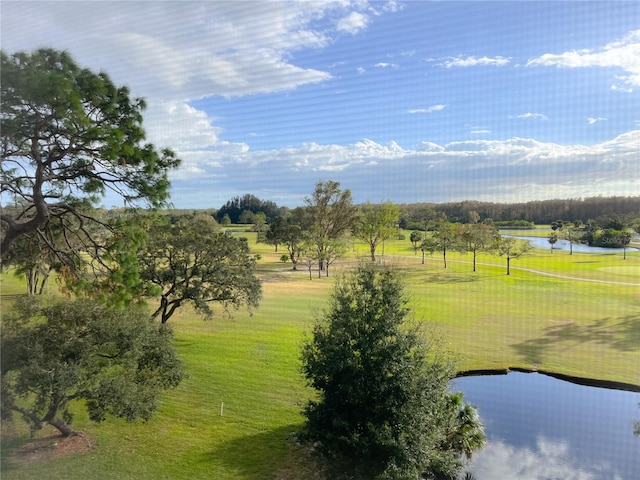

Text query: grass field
(2, 230), (639, 479)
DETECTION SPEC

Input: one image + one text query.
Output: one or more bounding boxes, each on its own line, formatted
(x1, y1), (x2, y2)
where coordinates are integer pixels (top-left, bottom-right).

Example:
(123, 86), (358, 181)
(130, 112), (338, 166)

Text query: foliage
(409, 230), (423, 253)
(455, 223), (498, 272)
(0, 48), (180, 265)
(304, 180), (358, 275)
(137, 214), (262, 322)
(354, 201), (400, 261)
(264, 212), (305, 269)
(1, 297), (184, 437)
(495, 236), (532, 275)
(430, 221), (456, 268)
(547, 232), (558, 252)
(301, 264), (484, 479)
(216, 194), (282, 224)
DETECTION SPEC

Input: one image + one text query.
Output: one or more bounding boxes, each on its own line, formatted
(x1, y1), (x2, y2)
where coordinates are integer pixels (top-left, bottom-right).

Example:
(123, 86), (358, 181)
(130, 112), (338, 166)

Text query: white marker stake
(220, 402), (224, 416)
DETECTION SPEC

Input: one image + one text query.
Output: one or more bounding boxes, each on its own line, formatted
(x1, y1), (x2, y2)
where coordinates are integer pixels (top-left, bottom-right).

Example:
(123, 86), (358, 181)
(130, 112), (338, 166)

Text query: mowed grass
(2, 230), (639, 479)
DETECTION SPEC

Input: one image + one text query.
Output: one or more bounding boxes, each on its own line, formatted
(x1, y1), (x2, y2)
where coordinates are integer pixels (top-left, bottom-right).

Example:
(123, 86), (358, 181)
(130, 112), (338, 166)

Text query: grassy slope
(2, 230), (639, 479)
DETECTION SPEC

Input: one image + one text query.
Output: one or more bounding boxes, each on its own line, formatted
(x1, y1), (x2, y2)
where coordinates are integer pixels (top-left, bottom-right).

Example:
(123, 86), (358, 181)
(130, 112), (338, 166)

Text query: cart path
(387, 255), (640, 286)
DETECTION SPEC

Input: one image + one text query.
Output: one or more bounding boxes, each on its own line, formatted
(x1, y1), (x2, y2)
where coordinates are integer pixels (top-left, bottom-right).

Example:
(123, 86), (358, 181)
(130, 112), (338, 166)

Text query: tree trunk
(48, 416), (80, 437)
(506, 256), (511, 275)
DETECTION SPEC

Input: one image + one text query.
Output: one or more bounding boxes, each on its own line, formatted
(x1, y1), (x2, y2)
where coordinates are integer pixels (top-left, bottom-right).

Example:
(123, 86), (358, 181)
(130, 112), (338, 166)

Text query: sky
(2, 1), (639, 208)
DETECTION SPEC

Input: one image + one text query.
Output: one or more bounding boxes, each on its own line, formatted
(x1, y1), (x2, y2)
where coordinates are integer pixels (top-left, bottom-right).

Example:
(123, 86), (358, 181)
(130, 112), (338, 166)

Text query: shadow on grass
(201, 423), (319, 479)
(416, 272), (481, 284)
(512, 313), (640, 366)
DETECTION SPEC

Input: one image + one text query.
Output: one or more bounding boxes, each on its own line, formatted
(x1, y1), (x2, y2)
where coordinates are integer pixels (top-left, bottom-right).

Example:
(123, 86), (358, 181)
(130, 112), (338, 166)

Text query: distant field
(2, 230), (639, 479)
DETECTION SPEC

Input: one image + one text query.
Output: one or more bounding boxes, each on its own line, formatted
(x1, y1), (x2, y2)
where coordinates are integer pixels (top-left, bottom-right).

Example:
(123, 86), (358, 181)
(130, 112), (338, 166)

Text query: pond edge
(456, 367), (640, 393)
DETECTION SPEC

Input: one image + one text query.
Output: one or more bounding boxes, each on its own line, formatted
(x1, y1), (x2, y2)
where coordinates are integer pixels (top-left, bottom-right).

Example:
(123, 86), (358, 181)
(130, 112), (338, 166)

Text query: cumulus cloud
(407, 104), (446, 114)
(165, 130), (640, 207)
(441, 55), (511, 68)
(144, 102), (221, 150)
(527, 29), (640, 92)
(336, 11), (370, 35)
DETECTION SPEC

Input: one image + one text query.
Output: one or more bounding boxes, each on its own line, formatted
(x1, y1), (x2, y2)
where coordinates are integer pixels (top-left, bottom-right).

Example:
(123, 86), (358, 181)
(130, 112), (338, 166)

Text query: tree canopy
(0, 48), (180, 263)
(354, 201), (400, 261)
(301, 264), (485, 479)
(304, 180), (358, 275)
(1, 297), (184, 437)
(137, 214), (262, 323)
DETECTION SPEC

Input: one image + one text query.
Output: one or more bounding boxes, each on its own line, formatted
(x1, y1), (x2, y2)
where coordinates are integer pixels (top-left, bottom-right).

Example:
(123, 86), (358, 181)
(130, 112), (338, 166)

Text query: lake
(504, 235), (638, 253)
(452, 372), (640, 480)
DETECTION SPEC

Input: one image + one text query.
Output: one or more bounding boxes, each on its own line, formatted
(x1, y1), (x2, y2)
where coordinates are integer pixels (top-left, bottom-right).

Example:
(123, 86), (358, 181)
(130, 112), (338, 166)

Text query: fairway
(2, 235), (639, 479)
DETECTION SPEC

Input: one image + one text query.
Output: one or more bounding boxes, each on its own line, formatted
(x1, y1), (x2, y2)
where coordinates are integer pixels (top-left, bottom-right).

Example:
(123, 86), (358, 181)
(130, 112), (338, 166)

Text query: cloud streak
(513, 113), (549, 121)
(407, 104), (447, 114)
(527, 29), (640, 91)
(441, 55), (511, 68)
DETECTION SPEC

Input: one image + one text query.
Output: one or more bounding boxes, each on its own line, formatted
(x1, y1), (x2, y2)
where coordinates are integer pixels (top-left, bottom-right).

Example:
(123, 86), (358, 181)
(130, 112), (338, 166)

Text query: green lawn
(2, 232), (639, 479)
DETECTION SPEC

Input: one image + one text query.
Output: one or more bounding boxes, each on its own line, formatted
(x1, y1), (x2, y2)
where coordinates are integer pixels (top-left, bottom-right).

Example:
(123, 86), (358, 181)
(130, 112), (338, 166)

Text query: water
(452, 372), (640, 480)
(503, 235), (638, 253)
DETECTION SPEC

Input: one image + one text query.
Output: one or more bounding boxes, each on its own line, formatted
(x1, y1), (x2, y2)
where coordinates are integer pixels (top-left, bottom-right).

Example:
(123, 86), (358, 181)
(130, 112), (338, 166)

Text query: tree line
(398, 197), (640, 227)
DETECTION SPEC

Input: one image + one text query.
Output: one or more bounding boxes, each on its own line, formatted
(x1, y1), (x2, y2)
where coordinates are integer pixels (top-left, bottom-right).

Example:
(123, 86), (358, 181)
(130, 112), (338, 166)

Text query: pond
(452, 372), (640, 480)
(503, 235), (638, 254)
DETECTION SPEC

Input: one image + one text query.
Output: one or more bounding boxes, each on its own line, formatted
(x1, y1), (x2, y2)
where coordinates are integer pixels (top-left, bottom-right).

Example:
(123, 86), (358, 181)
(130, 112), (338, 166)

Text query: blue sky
(2, 1), (639, 208)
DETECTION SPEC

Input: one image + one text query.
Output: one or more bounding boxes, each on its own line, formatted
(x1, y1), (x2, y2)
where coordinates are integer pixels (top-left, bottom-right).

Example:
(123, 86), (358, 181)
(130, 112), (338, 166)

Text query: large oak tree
(137, 214), (262, 323)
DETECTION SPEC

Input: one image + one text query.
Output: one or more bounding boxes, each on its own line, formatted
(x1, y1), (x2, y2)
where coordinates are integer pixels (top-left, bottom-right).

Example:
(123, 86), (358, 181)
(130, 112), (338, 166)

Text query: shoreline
(456, 367), (640, 393)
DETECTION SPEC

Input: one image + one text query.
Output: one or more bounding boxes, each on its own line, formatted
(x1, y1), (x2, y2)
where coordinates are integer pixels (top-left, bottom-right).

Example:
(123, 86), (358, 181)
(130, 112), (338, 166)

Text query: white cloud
(382, 1), (404, 13)
(166, 130), (640, 207)
(587, 117), (607, 125)
(374, 62), (398, 69)
(336, 11), (370, 35)
(407, 104), (446, 114)
(144, 102), (221, 150)
(442, 55), (511, 68)
(513, 113), (548, 121)
(0, 1), (381, 101)
(527, 29), (640, 92)
(470, 437), (620, 480)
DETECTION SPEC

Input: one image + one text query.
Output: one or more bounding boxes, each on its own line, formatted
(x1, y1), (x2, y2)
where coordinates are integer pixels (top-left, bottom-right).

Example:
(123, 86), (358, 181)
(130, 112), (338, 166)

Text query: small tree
(301, 264), (484, 479)
(353, 201), (400, 261)
(547, 232), (558, 253)
(304, 180), (358, 273)
(432, 221), (456, 268)
(456, 223), (497, 272)
(496, 236), (531, 275)
(1, 297), (184, 437)
(410, 231), (423, 254)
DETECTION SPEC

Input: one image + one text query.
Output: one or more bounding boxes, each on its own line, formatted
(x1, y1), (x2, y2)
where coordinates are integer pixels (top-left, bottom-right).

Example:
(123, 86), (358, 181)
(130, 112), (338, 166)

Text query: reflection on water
(453, 373), (639, 480)
(471, 437), (619, 480)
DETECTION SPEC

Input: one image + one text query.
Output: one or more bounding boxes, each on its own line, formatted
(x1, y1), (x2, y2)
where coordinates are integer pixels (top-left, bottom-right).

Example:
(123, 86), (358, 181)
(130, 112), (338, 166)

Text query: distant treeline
(398, 196), (640, 227)
(158, 195), (640, 228)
